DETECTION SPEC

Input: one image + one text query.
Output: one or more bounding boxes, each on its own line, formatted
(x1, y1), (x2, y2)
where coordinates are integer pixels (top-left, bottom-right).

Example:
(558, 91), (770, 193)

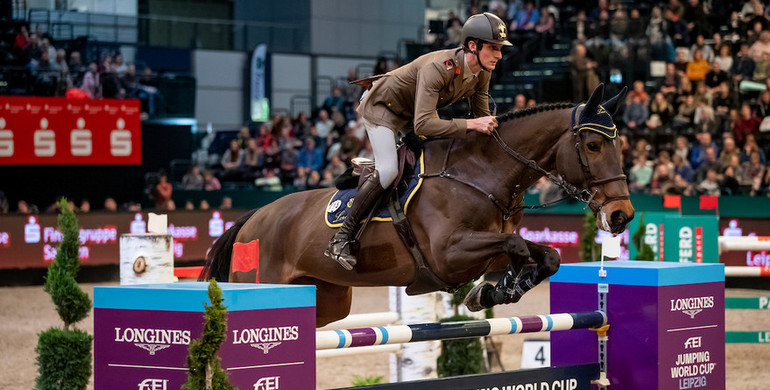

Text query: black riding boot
(325, 170), (385, 270)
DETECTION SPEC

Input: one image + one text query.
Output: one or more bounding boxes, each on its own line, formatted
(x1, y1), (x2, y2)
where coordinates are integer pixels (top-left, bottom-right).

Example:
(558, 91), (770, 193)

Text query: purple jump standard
(551, 261), (725, 390)
(94, 282), (316, 390)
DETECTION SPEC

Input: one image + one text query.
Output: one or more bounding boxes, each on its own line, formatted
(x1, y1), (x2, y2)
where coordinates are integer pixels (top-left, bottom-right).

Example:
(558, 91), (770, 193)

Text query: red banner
(0, 97), (141, 165)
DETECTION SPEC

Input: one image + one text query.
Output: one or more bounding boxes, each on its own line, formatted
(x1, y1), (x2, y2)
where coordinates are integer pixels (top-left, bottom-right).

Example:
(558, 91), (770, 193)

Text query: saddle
(334, 133), (453, 295)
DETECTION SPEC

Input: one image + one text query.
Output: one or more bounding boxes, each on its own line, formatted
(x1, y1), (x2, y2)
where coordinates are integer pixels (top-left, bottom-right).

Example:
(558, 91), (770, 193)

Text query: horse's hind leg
(465, 240), (560, 311)
(291, 277), (352, 328)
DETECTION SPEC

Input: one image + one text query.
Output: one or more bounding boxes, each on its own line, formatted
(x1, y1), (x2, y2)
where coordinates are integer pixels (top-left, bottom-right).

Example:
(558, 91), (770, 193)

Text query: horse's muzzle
(610, 209), (634, 234)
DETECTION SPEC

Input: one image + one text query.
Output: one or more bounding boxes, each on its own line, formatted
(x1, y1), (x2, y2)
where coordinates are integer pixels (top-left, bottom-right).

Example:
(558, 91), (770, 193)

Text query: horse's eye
(587, 142), (601, 152)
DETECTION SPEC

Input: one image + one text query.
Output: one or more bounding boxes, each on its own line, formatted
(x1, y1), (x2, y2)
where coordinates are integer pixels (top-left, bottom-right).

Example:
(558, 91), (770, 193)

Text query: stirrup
(324, 238), (357, 271)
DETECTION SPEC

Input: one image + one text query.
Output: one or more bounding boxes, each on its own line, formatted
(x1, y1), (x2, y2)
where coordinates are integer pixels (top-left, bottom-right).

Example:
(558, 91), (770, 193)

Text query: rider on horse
(325, 12), (512, 270)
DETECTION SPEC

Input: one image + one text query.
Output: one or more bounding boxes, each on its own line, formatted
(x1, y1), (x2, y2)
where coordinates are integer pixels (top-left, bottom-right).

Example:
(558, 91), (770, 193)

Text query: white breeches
(363, 118), (398, 189)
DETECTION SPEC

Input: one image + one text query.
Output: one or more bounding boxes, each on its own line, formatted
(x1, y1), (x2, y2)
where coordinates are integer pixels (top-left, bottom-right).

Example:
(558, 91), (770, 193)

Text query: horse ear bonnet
(602, 86), (628, 116)
(574, 83), (618, 139)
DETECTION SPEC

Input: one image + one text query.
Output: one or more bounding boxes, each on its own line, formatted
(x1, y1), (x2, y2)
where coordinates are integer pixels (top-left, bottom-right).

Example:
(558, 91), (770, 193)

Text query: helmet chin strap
(472, 40), (490, 72)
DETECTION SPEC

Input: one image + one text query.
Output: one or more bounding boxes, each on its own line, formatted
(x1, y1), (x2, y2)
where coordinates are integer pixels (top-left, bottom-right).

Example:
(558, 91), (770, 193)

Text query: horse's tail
(198, 208), (259, 282)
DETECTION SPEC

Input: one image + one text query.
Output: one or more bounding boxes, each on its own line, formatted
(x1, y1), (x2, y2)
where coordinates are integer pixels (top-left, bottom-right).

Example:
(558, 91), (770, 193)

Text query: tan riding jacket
(357, 48), (491, 138)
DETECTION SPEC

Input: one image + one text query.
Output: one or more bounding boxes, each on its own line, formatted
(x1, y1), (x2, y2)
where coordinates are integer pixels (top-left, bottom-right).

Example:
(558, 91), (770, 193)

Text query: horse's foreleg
(464, 240), (561, 311)
(443, 230), (530, 275)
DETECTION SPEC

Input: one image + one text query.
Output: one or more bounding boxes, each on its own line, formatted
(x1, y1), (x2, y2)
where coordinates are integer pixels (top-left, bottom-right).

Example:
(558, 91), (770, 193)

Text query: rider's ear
(584, 83), (605, 115)
(602, 86), (628, 116)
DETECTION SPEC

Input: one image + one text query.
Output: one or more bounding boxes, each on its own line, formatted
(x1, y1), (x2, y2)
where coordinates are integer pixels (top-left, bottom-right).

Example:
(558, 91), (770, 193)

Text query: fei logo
(138, 378), (167, 390)
(254, 376), (279, 390)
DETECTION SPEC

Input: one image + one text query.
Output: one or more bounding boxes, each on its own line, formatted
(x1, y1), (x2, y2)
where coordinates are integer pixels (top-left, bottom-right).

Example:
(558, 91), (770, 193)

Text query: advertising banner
(663, 215), (719, 263)
(0, 210), (242, 269)
(627, 211), (670, 261)
(0, 97), (141, 165)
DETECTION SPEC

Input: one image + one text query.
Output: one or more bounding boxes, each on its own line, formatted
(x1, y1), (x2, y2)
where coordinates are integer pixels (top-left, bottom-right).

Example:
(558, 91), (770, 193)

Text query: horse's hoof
(464, 282), (493, 312)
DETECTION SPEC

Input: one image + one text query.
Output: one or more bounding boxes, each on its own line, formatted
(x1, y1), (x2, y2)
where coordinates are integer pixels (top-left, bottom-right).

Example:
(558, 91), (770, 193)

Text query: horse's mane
(495, 102), (575, 123)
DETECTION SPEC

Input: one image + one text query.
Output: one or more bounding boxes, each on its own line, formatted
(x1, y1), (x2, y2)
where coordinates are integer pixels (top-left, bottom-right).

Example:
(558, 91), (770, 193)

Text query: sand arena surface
(1, 281), (768, 389)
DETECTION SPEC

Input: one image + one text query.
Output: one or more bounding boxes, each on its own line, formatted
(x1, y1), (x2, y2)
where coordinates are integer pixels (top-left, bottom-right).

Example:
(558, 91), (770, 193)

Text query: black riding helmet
(461, 12), (512, 71)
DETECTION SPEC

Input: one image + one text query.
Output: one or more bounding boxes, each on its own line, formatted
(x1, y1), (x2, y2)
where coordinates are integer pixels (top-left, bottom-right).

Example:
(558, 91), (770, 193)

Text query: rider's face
(479, 43), (503, 70)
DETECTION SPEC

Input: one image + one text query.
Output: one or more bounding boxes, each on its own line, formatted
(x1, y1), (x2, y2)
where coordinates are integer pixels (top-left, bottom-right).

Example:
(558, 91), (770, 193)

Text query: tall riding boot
(325, 170), (386, 270)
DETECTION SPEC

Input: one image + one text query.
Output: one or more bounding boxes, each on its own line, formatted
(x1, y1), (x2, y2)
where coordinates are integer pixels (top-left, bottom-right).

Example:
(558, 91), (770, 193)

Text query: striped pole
(725, 266), (770, 277)
(316, 311), (607, 350)
(726, 331), (770, 344)
(725, 297), (770, 310)
(719, 236), (770, 252)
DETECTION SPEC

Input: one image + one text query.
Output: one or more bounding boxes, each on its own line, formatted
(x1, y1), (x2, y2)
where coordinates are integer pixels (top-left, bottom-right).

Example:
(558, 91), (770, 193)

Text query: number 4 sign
(520, 338), (551, 368)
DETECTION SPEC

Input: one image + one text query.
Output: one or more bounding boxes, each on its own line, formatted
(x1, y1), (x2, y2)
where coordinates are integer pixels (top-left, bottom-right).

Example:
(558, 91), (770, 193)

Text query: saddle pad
(325, 153), (425, 227)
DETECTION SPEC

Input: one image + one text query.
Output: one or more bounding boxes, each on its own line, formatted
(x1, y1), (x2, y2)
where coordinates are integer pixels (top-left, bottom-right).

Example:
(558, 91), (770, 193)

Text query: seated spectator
(321, 87), (346, 114)
(30, 50), (57, 96)
(166, 199), (176, 211)
(569, 43), (599, 102)
(674, 94), (697, 126)
(696, 168), (721, 196)
(199, 200), (210, 210)
(263, 138), (282, 173)
(686, 49), (709, 82)
(673, 153), (695, 183)
(182, 166), (204, 190)
(79, 199), (90, 213)
(297, 137), (324, 180)
(255, 169), (283, 191)
(732, 43), (756, 84)
(691, 132), (719, 169)
(114, 54), (127, 76)
(722, 165), (742, 195)
(220, 196), (233, 210)
(753, 52), (770, 83)
(714, 45), (733, 74)
(13, 25), (28, 57)
(673, 135), (691, 163)
(704, 62), (729, 91)
(669, 174), (694, 195)
(650, 92), (674, 125)
(694, 103), (718, 136)
(184, 200), (195, 210)
(657, 63), (682, 101)
(623, 94), (649, 130)
(749, 30), (770, 62)
(694, 147), (722, 183)
(627, 80), (649, 105)
(280, 144), (298, 185)
(104, 197), (118, 212)
(511, 1), (539, 31)
(338, 122), (363, 165)
(68, 51), (86, 86)
(315, 109), (334, 140)
(80, 62), (100, 98)
(293, 112), (312, 140)
(154, 172), (173, 210)
(739, 134), (766, 165)
(674, 48), (690, 73)
(690, 34), (714, 63)
(321, 155), (347, 188)
(203, 170), (221, 190)
(756, 90), (770, 118)
(712, 82), (735, 121)
(221, 139), (245, 181)
(651, 163), (675, 195)
(743, 151), (766, 195)
(236, 126), (252, 149)
(733, 103), (761, 145)
(535, 7), (555, 37)
(242, 138), (263, 181)
(629, 155), (653, 193)
(719, 137), (741, 167)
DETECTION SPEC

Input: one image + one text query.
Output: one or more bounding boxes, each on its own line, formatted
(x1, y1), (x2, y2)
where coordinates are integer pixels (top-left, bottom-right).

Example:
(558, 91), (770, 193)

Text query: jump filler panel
(94, 282), (316, 389)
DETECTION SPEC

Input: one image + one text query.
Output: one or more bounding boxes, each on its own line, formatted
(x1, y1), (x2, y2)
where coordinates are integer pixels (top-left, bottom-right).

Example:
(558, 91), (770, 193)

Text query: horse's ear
(584, 83), (605, 116)
(603, 86), (628, 116)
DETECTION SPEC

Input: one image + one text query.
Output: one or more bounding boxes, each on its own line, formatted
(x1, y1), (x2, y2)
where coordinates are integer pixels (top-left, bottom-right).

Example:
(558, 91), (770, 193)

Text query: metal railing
(26, 9), (306, 53)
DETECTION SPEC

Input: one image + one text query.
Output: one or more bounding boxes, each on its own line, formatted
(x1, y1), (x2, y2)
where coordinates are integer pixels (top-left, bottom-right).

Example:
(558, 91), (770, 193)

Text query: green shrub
(36, 198), (93, 390)
(351, 375), (384, 386)
(436, 315), (485, 377)
(580, 210), (600, 262)
(632, 213), (655, 261)
(35, 328), (92, 390)
(182, 279), (234, 390)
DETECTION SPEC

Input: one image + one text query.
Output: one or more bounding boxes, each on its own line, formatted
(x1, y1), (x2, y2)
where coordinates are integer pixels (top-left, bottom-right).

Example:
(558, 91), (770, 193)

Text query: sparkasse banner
(0, 97), (141, 165)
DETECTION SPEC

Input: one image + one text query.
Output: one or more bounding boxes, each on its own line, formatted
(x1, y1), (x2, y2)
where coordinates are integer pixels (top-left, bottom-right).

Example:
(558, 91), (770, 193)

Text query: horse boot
(465, 263), (539, 311)
(325, 170), (385, 270)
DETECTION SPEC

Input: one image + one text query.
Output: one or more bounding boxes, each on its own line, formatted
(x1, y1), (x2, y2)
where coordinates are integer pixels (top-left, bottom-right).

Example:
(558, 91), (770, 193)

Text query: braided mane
(495, 102), (575, 123)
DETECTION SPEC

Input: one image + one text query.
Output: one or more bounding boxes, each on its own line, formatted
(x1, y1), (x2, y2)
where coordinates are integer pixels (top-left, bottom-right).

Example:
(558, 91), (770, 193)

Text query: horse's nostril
(611, 210), (626, 226)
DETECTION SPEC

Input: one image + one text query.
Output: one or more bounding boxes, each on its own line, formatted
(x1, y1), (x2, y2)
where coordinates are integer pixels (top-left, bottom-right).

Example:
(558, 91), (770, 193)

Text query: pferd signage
(0, 97), (141, 165)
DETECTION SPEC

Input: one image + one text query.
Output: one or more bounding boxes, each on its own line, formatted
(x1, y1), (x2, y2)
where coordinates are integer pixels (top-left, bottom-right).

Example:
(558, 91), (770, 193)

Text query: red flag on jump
(699, 195), (719, 210)
(232, 239), (259, 282)
(663, 195), (681, 209)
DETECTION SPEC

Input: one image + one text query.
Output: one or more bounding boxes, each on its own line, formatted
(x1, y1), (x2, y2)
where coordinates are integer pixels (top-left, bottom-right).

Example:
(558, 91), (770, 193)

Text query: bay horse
(201, 84), (634, 326)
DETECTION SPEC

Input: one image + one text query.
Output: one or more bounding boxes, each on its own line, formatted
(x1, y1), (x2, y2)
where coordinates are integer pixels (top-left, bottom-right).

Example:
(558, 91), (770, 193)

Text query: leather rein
(420, 105), (629, 220)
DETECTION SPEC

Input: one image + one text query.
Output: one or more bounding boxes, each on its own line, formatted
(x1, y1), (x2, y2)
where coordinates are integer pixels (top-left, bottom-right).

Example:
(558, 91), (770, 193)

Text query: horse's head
(556, 84), (635, 234)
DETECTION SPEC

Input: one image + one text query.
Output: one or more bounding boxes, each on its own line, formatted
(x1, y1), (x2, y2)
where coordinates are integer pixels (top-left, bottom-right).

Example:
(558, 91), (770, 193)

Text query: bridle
(420, 105), (629, 220)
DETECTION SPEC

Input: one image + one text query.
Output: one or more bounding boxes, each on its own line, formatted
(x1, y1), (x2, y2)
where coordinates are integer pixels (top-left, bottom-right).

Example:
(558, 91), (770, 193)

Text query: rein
(420, 106), (629, 220)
